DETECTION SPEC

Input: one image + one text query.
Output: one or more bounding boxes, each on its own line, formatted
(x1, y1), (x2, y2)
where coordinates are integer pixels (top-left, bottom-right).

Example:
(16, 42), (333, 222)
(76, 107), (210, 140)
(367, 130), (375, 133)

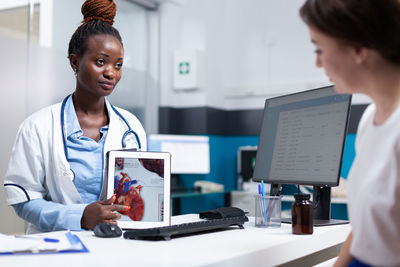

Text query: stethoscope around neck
(60, 94), (141, 160)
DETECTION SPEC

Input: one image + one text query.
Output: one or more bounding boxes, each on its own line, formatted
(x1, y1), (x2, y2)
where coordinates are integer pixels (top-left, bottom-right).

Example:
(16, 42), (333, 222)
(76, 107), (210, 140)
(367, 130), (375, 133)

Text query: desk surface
(0, 214), (350, 267)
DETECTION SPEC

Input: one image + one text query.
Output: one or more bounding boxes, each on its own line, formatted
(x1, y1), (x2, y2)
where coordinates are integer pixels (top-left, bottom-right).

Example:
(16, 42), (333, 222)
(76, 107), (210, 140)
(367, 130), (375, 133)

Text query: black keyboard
(123, 216), (249, 241)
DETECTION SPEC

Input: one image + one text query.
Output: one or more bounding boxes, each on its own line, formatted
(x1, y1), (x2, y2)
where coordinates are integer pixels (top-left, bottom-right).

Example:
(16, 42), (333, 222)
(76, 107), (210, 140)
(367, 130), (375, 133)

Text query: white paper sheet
(0, 231), (83, 254)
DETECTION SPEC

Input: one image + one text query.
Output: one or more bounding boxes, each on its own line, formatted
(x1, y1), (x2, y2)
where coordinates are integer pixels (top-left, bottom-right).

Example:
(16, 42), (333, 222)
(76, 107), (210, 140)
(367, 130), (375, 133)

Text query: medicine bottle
(291, 193), (313, 234)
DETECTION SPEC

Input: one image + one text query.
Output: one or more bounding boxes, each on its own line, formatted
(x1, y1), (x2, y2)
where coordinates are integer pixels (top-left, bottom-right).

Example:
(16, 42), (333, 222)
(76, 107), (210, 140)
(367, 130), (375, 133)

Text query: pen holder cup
(254, 195), (282, 228)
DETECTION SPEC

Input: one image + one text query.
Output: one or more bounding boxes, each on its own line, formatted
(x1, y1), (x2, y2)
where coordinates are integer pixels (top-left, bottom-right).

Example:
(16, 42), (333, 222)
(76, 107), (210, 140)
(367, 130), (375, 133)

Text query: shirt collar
(65, 95), (81, 138)
(64, 94), (110, 138)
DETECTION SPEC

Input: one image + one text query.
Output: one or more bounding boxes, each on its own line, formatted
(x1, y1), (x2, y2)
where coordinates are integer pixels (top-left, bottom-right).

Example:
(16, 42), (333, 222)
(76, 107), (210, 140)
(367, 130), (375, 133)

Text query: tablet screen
(107, 151), (171, 229)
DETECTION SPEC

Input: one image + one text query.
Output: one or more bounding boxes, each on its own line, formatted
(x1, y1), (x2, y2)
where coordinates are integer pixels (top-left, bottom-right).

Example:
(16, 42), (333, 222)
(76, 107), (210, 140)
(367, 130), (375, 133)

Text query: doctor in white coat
(3, 0), (146, 233)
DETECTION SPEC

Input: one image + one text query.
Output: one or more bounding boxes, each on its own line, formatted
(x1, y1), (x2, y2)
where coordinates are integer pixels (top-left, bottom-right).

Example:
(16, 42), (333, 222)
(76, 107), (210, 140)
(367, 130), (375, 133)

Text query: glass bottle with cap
(292, 193), (313, 234)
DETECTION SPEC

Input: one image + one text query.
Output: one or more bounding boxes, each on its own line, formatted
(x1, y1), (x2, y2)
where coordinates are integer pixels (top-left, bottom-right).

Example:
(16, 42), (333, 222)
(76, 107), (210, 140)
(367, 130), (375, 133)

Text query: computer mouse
(93, 222), (122, 238)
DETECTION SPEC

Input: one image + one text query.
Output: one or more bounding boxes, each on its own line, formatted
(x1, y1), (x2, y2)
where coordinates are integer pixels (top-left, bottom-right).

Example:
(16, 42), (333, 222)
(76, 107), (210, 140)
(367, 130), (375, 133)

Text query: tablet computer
(106, 150), (171, 229)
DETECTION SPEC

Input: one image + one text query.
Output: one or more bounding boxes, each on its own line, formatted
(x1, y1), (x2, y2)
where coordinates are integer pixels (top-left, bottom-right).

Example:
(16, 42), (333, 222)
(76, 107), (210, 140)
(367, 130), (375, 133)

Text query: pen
(261, 180), (267, 222)
(261, 180), (264, 197)
(43, 238), (60, 243)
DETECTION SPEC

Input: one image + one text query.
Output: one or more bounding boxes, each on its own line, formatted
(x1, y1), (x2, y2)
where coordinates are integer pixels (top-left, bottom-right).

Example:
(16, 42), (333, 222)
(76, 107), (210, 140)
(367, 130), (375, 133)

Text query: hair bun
(81, 0), (116, 25)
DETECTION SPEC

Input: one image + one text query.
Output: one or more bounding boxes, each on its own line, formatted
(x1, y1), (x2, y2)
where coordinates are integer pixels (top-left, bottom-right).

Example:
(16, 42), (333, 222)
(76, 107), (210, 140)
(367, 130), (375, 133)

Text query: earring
(74, 69), (78, 78)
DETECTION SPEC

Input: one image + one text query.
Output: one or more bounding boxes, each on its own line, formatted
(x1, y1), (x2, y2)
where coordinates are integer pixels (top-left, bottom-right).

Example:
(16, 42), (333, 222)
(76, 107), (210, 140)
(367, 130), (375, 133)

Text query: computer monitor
(147, 134), (210, 192)
(252, 85), (351, 226)
(147, 134), (210, 174)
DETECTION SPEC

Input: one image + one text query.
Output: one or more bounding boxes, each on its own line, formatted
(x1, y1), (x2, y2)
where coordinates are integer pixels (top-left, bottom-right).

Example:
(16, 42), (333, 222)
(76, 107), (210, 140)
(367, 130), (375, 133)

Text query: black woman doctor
(3, 0), (146, 233)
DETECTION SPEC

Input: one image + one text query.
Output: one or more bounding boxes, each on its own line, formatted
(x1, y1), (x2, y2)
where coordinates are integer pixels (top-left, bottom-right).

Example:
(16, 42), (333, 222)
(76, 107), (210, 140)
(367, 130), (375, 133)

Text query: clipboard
(0, 232), (89, 256)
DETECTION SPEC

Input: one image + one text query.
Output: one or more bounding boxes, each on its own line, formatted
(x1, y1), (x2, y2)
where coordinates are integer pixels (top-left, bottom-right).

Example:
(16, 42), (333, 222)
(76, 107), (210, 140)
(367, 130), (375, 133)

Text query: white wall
(159, 0), (330, 110)
(0, 36), (29, 234)
(159, 0), (372, 109)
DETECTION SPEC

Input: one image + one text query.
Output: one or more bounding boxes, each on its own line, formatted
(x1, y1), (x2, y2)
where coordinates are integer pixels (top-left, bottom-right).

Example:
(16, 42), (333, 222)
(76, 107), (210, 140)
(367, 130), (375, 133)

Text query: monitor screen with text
(253, 86), (351, 186)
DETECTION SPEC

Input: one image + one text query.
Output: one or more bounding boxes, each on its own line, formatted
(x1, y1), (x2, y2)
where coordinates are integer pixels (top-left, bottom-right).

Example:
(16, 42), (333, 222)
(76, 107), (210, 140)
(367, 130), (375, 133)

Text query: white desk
(0, 214), (350, 267)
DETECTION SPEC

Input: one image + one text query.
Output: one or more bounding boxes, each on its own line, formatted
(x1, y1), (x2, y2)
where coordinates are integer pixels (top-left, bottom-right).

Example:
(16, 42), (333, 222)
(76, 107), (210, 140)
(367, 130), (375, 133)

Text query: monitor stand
(281, 186), (349, 226)
(312, 186), (348, 226)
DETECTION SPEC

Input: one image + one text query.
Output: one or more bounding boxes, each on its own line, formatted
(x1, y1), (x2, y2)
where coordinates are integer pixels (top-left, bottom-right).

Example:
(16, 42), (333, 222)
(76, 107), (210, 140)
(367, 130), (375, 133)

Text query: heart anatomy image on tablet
(113, 157), (165, 222)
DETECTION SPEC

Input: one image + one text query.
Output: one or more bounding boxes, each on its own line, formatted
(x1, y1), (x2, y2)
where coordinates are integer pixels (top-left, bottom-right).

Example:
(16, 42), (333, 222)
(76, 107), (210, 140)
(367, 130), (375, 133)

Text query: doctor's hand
(81, 195), (129, 230)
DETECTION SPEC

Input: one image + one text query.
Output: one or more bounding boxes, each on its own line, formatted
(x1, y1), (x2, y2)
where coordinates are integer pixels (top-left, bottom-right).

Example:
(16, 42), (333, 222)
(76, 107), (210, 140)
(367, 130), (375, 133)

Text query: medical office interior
(0, 0), (371, 236)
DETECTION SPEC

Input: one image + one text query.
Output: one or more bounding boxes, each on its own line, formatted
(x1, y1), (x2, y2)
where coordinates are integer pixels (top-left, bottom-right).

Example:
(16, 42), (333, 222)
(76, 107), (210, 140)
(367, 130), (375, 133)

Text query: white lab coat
(4, 98), (146, 232)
